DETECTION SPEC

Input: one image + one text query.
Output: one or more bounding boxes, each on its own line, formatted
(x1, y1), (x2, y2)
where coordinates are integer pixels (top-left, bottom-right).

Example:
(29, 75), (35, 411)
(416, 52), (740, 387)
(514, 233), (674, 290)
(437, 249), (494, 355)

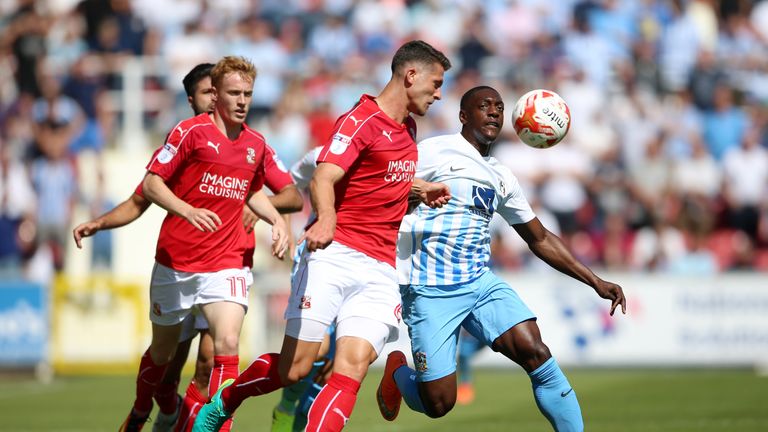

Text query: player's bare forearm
(309, 163), (343, 224)
(269, 184), (303, 214)
(73, 194), (151, 248)
(516, 218), (627, 315)
(246, 190), (282, 225)
(99, 194), (151, 229)
(303, 163), (343, 250)
(529, 228), (599, 287)
(144, 173), (221, 232)
(143, 173), (192, 217)
(247, 190), (289, 258)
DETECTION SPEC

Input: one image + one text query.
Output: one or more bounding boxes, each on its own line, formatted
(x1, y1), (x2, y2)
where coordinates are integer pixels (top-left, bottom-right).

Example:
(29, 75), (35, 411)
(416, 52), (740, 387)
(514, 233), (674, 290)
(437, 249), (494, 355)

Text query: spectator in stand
(722, 127), (768, 242)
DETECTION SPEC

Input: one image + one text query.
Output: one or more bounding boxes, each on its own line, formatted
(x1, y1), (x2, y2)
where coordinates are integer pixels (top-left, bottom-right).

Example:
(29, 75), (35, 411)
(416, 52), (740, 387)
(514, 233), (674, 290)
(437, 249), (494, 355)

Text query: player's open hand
(420, 181), (451, 208)
(594, 278), (626, 316)
(271, 218), (290, 259)
(72, 221), (101, 249)
(242, 206), (259, 233)
(298, 216), (336, 252)
(184, 207), (222, 232)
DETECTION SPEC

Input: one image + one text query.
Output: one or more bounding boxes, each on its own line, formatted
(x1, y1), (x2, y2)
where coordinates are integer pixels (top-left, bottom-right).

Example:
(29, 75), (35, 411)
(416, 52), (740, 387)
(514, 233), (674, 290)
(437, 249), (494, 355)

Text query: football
(511, 89), (571, 149)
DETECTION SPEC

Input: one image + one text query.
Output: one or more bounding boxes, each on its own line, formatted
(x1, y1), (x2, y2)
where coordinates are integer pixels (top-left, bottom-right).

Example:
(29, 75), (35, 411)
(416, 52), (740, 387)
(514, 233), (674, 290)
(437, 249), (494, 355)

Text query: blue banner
(0, 281), (48, 365)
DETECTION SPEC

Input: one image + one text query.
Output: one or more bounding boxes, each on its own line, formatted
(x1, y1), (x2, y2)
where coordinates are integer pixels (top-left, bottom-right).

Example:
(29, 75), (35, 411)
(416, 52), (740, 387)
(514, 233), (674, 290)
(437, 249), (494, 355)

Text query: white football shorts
(178, 311), (210, 342)
(284, 242), (401, 344)
(149, 262), (253, 326)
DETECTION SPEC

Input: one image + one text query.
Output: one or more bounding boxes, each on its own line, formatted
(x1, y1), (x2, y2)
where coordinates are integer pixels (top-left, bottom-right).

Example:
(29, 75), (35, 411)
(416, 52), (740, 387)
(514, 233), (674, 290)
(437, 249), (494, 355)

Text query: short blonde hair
(210, 56), (257, 87)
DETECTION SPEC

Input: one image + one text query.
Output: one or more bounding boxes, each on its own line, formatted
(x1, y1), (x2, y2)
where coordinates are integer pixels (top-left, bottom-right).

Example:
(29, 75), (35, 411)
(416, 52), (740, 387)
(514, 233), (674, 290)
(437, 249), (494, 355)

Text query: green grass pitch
(0, 368), (766, 431)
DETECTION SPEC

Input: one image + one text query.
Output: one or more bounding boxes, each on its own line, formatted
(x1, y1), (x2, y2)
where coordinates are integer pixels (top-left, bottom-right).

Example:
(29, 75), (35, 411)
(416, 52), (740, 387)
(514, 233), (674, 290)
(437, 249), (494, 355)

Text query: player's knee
(214, 334), (240, 355)
(279, 360), (313, 385)
(424, 398), (455, 418)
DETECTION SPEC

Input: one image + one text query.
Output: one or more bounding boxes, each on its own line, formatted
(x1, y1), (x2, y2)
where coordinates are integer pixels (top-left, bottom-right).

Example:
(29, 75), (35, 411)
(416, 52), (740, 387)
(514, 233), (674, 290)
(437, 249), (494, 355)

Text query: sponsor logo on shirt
(152, 302), (162, 316)
(299, 296), (311, 309)
(246, 148), (256, 164)
(330, 133), (351, 155)
(382, 130), (393, 142)
(198, 172), (250, 200)
(349, 115), (363, 126)
(472, 185), (496, 217)
(394, 303), (402, 323)
(157, 143), (177, 164)
(384, 159), (416, 183)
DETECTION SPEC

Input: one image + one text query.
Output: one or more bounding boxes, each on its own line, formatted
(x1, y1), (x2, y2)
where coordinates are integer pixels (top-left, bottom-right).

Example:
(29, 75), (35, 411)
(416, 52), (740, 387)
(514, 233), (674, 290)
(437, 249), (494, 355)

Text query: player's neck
(211, 112), (243, 141)
(375, 83), (409, 124)
(462, 129), (493, 156)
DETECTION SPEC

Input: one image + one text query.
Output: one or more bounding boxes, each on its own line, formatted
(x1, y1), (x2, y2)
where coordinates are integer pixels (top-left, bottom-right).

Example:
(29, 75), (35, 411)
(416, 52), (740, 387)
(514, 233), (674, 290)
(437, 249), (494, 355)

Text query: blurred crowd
(1, 0), (767, 281)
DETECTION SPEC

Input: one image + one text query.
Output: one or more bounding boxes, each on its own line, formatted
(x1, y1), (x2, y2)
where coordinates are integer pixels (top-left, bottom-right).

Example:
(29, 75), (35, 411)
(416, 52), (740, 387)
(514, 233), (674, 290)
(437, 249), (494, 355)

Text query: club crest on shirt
(499, 180), (506, 196)
(394, 303), (402, 323)
(152, 302), (162, 316)
(330, 133), (351, 155)
(157, 143), (177, 164)
(299, 296), (311, 309)
(246, 148), (256, 164)
(414, 351), (427, 372)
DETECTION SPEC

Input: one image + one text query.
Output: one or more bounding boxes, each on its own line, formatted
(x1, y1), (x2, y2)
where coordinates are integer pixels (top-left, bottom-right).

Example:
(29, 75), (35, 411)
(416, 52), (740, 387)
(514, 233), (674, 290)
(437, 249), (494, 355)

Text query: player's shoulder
(242, 125), (267, 145)
(487, 157), (522, 195)
(334, 95), (380, 138)
(168, 114), (213, 144)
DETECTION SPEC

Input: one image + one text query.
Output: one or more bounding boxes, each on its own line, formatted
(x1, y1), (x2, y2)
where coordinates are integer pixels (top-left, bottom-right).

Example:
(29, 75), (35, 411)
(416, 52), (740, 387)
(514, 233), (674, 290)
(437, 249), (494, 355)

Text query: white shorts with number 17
(285, 242), (401, 343)
(149, 262), (253, 326)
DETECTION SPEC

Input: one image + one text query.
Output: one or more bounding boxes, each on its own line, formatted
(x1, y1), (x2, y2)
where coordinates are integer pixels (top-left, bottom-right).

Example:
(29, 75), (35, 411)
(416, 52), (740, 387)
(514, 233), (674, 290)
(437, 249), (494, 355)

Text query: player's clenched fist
(299, 215), (336, 252)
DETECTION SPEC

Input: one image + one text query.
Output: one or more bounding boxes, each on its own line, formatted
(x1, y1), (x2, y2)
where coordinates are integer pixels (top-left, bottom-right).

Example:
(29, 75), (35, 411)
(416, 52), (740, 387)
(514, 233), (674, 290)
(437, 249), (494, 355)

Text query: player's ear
(459, 109), (468, 125)
(404, 67), (417, 87)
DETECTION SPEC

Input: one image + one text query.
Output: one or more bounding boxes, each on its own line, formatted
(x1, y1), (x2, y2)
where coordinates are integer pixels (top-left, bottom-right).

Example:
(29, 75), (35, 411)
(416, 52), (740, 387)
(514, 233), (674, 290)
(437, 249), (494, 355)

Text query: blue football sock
(528, 357), (584, 432)
(393, 365), (426, 413)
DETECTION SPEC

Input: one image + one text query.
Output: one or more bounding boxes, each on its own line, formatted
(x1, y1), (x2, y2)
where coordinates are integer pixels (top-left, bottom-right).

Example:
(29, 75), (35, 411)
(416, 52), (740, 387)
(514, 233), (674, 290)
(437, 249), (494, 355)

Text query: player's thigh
(284, 244), (355, 325)
(401, 283), (475, 382)
(463, 272), (536, 349)
(339, 258), (402, 349)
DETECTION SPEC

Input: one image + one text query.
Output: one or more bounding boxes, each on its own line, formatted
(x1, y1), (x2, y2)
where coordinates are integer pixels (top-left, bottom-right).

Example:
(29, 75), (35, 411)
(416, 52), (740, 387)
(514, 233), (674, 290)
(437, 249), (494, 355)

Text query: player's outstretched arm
(73, 193), (151, 248)
(299, 163), (345, 252)
(246, 190), (289, 258)
(270, 184), (303, 214)
(411, 178), (451, 208)
(513, 217), (627, 316)
(143, 172), (222, 232)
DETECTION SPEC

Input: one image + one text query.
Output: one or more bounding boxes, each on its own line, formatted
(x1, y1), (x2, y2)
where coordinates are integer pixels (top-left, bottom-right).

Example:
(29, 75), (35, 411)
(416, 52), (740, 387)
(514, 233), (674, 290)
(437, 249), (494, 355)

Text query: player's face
(461, 88), (504, 145)
(189, 76), (215, 115)
(214, 72), (253, 125)
(406, 62), (445, 116)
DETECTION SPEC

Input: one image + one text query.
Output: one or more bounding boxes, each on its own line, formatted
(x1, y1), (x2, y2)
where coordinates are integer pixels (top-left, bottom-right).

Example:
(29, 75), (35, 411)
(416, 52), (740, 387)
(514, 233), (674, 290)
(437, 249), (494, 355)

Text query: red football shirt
(242, 144), (294, 268)
(146, 113), (266, 272)
(316, 94), (418, 267)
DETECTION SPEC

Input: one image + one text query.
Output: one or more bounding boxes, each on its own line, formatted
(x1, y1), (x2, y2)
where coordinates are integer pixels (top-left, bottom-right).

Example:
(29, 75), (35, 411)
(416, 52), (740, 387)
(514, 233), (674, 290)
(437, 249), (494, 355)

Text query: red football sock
(221, 353), (283, 412)
(174, 381), (206, 432)
(305, 373), (360, 432)
(133, 349), (169, 415)
(209, 355), (239, 396)
(154, 380), (179, 414)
